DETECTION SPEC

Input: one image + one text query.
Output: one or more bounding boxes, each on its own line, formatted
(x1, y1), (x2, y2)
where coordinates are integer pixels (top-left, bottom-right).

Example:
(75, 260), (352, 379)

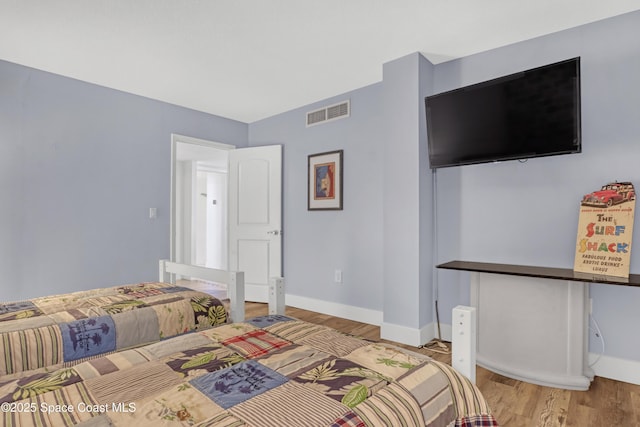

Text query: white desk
(437, 261), (639, 390)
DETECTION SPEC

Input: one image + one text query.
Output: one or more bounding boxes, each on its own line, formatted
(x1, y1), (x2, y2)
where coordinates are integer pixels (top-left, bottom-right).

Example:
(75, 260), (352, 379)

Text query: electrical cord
(432, 168), (441, 341)
(419, 168), (451, 356)
(588, 314), (605, 367)
(419, 339), (451, 354)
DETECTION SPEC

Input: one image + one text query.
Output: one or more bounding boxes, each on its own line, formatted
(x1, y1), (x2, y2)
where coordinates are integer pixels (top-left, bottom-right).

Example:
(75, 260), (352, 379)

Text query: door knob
(267, 230), (281, 236)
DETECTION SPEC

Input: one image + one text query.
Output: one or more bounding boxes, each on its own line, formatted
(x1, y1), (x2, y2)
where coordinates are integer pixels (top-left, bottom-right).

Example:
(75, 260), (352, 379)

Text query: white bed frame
(159, 260), (284, 322)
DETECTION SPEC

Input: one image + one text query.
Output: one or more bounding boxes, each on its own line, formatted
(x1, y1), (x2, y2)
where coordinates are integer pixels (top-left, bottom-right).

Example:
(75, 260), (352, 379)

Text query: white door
(228, 145), (282, 302)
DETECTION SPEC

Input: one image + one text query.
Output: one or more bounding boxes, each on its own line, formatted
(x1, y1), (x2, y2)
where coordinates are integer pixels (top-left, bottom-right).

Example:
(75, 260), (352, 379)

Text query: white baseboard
(378, 322), (427, 347)
(285, 293), (454, 348)
(380, 321), (453, 348)
(588, 353), (640, 385)
(284, 294), (383, 326)
(437, 323), (453, 343)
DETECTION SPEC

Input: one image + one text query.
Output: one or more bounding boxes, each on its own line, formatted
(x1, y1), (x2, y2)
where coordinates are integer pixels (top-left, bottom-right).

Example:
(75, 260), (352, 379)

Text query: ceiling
(2, 1), (639, 123)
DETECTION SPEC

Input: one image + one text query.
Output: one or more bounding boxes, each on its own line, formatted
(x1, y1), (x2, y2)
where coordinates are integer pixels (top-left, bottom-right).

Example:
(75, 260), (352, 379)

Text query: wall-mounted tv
(425, 57), (581, 169)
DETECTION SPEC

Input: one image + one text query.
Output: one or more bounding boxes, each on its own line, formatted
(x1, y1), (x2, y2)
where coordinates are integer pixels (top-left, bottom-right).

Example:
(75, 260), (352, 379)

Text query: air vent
(306, 100), (350, 127)
(307, 109), (326, 125)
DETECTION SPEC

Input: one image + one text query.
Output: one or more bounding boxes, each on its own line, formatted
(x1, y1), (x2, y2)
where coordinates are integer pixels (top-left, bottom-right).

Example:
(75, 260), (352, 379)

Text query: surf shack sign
(574, 182), (635, 278)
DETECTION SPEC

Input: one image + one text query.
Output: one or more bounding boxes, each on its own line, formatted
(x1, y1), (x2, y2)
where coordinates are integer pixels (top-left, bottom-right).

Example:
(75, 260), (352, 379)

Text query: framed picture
(308, 150), (343, 210)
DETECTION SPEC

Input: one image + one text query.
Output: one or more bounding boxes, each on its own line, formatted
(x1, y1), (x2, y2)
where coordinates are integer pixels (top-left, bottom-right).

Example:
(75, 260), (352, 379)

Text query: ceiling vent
(306, 100), (350, 127)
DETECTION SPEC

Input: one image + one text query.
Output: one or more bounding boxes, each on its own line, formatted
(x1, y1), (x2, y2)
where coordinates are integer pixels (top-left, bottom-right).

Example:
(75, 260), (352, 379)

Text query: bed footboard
(159, 260), (286, 322)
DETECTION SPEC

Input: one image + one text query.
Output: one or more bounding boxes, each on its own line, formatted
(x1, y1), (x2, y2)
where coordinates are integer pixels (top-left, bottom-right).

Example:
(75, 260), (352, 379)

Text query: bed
(0, 261), (259, 377)
(0, 263), (497, 426)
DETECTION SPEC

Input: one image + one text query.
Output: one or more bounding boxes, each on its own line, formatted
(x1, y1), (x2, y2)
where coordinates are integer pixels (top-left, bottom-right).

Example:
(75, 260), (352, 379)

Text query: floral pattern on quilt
(116, 283), (166, 298)
(102, 299), (149, 314)
(163, 343), (245, 378)
(0, 313), (499, 427)
(0, 368), (81, 403)
(293, 358), (390, 407)
(0, 283), (230, 376)
(347, 343), (428, 380)
(190, 295), (227, 329)
(153, 299), (196, 339)
(0, 301), (44, 321)
(255, 344), (333, 378)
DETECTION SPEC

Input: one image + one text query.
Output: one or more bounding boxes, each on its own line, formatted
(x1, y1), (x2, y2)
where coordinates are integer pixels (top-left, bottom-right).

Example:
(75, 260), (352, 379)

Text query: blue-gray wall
(381, 53), (435, 337)
(250, 10), (640, 364)
(434, 11), (640, 361)
(0, 60), (248, 301)
(249, 83), (386, 317)
(249, 53), (437, 344)
(249, 54), (437, 349)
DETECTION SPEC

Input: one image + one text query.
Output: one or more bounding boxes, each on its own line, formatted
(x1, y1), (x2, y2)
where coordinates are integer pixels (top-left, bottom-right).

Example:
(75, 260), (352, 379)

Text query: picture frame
(308, 150), (343, 210)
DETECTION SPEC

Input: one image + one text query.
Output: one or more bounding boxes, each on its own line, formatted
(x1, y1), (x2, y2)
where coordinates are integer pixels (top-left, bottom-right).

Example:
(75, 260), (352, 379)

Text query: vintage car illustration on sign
(581, 182), (636, 207)
(574, 180), (635, 278)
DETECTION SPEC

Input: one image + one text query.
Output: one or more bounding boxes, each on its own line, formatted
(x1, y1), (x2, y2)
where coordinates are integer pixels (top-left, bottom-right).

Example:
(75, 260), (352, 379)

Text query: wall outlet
(149, 207), (157, 219)
(334, 269), (342, 284)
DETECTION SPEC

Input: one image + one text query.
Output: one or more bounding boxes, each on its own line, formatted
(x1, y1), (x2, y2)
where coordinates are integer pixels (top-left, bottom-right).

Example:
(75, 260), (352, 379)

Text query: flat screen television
(425, 57), (581, 168)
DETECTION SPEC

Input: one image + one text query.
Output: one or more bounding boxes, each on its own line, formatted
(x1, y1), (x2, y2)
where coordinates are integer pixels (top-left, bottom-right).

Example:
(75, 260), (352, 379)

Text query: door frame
(170, 134), (235, 263)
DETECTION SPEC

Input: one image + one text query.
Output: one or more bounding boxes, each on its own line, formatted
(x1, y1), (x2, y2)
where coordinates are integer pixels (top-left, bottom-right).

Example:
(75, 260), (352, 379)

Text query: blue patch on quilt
(160, 286), (194, 294)
(0, 301), (39, 315)
(60, 316), (116, 362)
(190, 360), (288, 409)
(246, 314), (295, 328)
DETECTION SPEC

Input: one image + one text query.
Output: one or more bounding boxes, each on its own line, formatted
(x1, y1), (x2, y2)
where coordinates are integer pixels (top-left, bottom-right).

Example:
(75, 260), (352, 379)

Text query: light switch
(334, 269), (343, 283)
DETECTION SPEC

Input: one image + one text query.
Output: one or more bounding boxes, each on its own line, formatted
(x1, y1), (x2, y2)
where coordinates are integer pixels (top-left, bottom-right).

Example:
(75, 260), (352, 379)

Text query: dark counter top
(437, 260), (640, 287)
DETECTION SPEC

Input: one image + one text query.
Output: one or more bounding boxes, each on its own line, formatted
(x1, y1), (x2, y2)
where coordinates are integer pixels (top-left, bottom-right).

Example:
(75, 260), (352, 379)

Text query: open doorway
(194, 162), (228, 269)
(170, 134), (234, 272)
(171, 136), (283, 303)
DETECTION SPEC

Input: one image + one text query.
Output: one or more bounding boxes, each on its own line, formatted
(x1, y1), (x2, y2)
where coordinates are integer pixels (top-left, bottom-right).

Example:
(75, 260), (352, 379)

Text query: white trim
(476, 355), (592, 390)
(285, 294), (454, 348)
(380, 320), (452, 348)
(380, 322), (428, 347)
(171, 133), (235, 151)
(170, 134), (235, 262)
(439, 322), (453, 342)
(285, 294), (383, 326)
(197, 163), (228, 174)
(588, 353), (640, 385)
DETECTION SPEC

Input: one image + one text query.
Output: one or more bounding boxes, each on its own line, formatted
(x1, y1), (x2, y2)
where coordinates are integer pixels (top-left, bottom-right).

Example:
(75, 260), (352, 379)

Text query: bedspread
(0, 314), (498, 426)
(0, 283), (228, 376)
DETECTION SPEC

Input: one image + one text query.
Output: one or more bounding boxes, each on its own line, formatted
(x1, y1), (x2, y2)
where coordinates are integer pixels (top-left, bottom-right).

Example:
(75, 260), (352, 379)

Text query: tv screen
(425, 57), (581, 169)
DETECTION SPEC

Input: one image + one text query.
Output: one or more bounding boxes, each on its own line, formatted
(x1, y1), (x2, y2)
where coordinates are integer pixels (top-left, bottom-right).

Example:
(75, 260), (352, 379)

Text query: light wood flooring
(182, 281), (640, 426)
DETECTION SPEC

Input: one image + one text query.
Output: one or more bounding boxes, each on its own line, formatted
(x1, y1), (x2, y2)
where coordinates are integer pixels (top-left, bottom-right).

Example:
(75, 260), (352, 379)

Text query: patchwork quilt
(0, 314), (498, 426)
(0, 283), (228, 376)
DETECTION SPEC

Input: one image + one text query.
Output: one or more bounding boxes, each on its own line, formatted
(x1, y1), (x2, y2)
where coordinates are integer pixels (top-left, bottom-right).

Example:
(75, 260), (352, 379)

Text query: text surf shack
(574, 182), (636, 278)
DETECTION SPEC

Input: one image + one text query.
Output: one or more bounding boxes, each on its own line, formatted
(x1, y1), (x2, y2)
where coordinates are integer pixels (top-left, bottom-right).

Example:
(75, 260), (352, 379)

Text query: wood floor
(181, 282), (640, 426)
